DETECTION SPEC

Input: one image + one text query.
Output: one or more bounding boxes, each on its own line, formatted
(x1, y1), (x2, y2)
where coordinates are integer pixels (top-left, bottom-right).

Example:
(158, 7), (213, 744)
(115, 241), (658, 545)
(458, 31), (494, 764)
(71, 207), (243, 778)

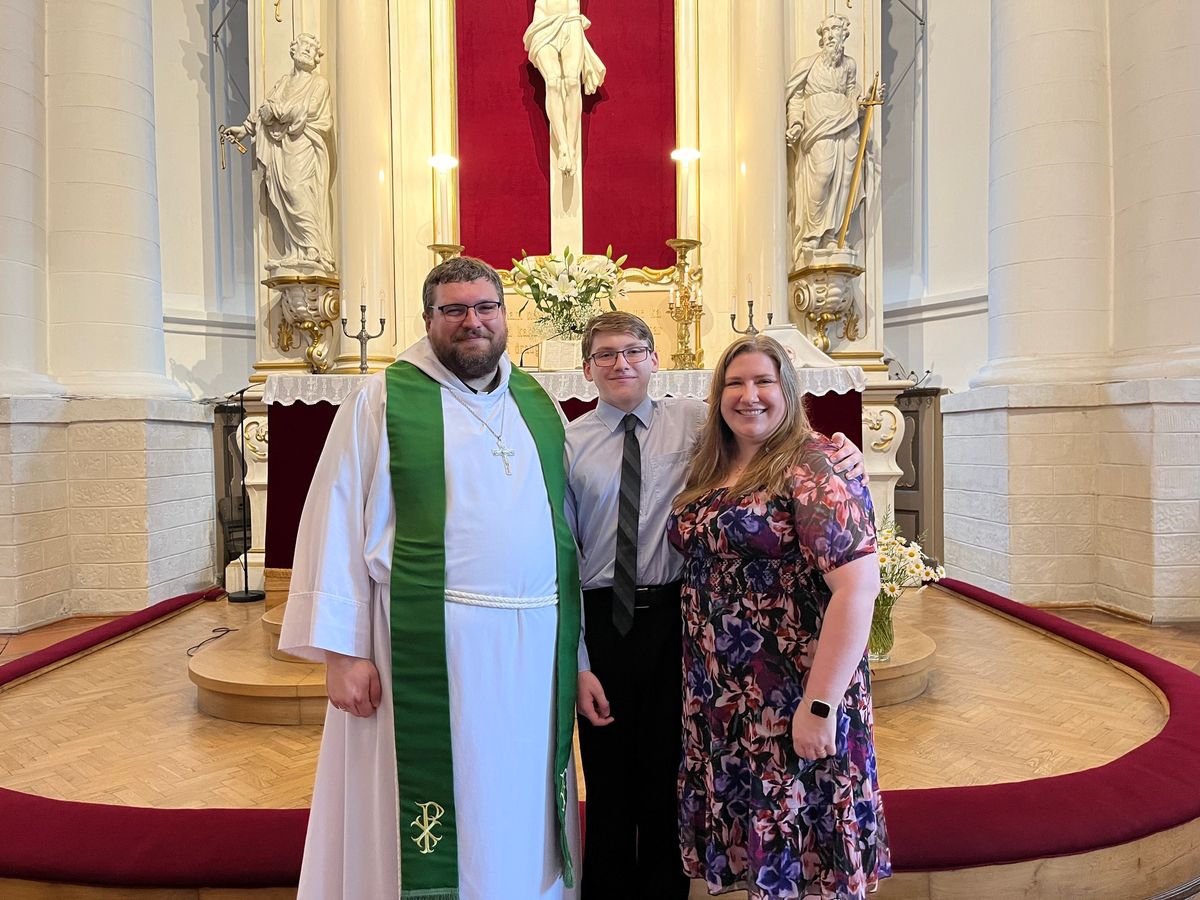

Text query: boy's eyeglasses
(587, 346), (651, 367)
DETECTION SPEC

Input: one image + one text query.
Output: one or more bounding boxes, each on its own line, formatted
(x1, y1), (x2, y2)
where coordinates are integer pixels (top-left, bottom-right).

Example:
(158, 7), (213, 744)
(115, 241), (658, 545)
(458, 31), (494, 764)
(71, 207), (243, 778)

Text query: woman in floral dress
(668, 335), (890, 899)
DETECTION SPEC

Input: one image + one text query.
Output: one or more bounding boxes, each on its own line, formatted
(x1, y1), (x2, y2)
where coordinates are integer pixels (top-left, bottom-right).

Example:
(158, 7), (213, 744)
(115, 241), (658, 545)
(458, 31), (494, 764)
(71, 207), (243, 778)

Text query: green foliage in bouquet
(510, 245), (627, 336)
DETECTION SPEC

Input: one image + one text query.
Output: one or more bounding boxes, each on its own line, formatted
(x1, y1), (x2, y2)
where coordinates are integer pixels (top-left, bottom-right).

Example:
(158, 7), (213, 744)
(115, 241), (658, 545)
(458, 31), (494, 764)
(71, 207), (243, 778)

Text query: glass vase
(867, 595), (897, 662)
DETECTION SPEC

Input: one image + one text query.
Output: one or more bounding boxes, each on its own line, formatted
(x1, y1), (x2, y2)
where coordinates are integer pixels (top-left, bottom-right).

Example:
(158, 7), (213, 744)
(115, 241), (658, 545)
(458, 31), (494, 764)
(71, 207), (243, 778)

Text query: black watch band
(809, 699), (832, 719)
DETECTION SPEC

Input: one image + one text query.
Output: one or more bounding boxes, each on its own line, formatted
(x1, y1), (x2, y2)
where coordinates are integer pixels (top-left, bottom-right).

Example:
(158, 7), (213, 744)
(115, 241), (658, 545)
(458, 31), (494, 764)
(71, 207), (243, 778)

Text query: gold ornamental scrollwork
(790, 258), (864, 353)
(265, 274), (341, 374)
(499, 261), (679, 288)
(243, 418), (269, 462)
(863, 408), (899, 453)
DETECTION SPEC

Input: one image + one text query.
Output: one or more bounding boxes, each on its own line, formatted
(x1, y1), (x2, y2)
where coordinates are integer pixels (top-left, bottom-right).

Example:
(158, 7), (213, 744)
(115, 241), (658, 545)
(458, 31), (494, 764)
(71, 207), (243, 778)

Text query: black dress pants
(578, 585), (689, 899)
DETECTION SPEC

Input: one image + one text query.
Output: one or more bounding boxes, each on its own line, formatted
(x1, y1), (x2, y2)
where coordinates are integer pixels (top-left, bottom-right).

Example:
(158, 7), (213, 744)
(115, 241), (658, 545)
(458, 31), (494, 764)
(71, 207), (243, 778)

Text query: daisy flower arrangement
(870, 517), (945, 660)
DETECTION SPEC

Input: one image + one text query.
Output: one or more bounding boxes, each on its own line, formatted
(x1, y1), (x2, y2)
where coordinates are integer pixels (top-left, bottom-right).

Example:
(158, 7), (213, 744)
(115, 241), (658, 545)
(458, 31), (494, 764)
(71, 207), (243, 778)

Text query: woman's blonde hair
(674, 335), (814, 509)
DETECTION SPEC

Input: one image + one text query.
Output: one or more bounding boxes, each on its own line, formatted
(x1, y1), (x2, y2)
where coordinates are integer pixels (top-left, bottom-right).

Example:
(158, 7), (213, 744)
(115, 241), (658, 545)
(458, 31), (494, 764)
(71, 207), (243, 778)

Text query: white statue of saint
(523, 0), (606, 176)
(223, 33), (336, 273)
(785, 15), (868, 254)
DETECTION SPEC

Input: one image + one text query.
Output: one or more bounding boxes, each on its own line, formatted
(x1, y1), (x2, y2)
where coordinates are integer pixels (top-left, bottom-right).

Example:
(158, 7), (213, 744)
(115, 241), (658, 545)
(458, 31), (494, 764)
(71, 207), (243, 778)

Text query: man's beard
(821, 45), (843, 65)
(441, 328), (507, 380)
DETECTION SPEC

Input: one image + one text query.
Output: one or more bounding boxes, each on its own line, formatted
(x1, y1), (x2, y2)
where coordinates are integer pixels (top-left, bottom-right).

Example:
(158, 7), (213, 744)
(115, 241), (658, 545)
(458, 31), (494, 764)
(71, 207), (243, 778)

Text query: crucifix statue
(523, 0), (606, 177)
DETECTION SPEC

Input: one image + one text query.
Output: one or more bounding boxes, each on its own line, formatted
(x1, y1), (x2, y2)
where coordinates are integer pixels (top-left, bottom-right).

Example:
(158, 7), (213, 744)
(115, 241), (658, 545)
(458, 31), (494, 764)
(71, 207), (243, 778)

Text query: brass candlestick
(730, 293), (773, 335)
(428, 243), (464, 264)
(666, 238), (704, 369)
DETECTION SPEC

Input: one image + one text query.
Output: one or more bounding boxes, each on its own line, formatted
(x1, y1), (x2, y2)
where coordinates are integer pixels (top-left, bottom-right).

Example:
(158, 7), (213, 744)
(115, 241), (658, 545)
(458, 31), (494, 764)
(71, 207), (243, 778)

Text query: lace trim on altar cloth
(263, 366), (866, 406)
(531, 366), (865, 401)
(263, 374), (371, 406)
(444, 589), (558, 609)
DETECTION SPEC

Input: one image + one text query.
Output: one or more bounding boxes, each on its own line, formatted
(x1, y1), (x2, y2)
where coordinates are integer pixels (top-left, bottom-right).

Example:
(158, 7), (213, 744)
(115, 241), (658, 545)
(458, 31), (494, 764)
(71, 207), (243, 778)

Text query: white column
(972, 0), (1112, 387)
(0, 2), (62, 397)
(333, 0), (397, 373)
(44, 0), (185, 398)
(1108, 0), (1200, 379)
(732, 0), (789, 327)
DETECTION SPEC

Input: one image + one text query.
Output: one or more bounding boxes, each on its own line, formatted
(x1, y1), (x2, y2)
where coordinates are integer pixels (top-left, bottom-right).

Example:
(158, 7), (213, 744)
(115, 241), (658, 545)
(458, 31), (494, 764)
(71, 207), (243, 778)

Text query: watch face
(810, 699), (832, 719)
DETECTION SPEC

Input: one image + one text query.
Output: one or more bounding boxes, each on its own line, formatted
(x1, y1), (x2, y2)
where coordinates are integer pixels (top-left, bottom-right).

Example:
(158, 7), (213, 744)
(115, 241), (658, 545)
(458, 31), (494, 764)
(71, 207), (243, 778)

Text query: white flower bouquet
(510, 245), (627, 337)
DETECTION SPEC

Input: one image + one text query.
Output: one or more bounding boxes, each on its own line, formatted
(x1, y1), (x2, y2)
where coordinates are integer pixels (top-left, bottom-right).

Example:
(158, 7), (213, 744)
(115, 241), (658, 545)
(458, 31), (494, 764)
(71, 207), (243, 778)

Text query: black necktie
(612, 413), (641, 636)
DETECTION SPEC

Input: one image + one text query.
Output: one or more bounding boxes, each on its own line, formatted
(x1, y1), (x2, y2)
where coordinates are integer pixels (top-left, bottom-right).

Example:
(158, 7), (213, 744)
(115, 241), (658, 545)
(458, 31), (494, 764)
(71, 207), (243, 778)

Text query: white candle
(679, 159), (689, 240)
(364, 239), (376, 319)
(439, 168), (453, 244)
(373, 168), (389, 319)
(671, 148), (700, 240)
(429, 154), (458, 246)
(374, 248), (383, 320)
(362, 248), (370, 316)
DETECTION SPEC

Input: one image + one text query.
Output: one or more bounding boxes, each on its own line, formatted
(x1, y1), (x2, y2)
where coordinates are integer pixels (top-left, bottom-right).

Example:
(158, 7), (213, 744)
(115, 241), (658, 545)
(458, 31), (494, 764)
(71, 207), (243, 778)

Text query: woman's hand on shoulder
(828, 432), (866, 483)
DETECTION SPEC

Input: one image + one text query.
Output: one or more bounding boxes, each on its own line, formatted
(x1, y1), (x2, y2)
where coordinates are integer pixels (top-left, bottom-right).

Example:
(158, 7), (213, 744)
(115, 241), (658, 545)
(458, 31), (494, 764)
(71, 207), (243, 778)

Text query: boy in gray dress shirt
(565, 312), (865, 898)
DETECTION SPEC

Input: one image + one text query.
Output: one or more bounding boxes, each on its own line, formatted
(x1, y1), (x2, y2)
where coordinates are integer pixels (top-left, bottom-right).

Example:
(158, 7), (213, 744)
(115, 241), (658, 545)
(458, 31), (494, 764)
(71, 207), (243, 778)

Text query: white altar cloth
(263, 367), (865, 406)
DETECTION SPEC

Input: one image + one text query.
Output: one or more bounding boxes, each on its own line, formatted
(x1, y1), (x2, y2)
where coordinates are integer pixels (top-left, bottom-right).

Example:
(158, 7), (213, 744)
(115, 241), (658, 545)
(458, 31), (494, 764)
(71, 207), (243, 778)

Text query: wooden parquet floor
(0, 600), (320, 808)
(0, 589), (1196, 811)
(873, 585), (1172, 790)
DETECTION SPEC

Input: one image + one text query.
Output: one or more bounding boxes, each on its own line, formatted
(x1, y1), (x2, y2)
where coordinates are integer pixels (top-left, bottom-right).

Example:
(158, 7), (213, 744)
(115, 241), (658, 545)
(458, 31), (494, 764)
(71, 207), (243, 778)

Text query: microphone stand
(227, 386), (265, 603)
(517, 326), (576, 369)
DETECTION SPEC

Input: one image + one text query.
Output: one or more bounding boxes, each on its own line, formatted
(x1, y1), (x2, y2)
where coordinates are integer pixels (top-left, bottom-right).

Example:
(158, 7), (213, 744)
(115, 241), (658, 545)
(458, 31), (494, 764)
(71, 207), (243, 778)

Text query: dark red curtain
(581, 0), (676, 269)
(456, 0), (553, 266)
(456, 1), (676, 269)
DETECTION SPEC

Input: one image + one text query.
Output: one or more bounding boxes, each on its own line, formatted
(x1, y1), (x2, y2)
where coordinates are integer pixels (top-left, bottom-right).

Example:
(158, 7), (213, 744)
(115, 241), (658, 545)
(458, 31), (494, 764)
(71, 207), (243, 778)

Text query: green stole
(385, 360), (579, 899)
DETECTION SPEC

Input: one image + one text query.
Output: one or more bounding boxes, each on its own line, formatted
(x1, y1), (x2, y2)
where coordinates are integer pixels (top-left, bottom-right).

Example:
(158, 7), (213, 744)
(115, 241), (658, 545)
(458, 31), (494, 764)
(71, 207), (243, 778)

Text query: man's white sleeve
(279, 386), (381, 662)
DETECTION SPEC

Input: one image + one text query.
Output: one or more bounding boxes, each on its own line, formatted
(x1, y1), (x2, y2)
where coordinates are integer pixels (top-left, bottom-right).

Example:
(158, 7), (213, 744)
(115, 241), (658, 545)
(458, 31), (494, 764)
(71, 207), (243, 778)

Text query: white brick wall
(942, 379), (1200, 621)
(0, 397), (215, 631)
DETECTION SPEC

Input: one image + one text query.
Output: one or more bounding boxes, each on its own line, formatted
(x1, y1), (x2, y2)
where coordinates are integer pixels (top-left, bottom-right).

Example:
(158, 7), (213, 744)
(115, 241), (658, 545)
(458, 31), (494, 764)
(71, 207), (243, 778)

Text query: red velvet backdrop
(580, 0), (676, 268)
(456, 0), (552, 265)
(456, 1), (676, 269)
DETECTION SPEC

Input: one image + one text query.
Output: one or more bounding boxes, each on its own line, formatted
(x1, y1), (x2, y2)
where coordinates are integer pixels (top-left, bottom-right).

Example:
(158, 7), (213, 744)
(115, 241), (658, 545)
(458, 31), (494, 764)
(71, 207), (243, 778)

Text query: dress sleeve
(790, 441), (877, 575)
(279, 383), (382, 661)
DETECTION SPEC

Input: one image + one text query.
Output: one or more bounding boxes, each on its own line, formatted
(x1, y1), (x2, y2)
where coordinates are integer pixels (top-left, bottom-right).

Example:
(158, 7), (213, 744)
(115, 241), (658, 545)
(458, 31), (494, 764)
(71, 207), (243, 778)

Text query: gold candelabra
(666, 238), (703, 369)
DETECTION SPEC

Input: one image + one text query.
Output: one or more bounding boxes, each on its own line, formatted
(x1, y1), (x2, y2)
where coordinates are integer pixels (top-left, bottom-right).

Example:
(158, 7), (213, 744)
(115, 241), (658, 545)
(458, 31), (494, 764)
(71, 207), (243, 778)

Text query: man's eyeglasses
(434, 301), (504, 322)
(587, 346), (651, 367)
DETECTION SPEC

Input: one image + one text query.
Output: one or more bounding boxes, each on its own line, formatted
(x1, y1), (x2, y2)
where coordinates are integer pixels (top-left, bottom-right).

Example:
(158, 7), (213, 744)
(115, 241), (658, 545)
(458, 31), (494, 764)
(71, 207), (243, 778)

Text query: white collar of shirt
(595, 396), (654, 433)
(397, 335), (512, 396)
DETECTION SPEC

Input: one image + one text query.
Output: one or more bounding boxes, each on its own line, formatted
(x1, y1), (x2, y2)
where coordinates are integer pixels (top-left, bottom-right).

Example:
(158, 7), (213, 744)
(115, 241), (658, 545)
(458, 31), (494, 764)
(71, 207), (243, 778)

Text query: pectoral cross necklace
(448, 390), (515, 476)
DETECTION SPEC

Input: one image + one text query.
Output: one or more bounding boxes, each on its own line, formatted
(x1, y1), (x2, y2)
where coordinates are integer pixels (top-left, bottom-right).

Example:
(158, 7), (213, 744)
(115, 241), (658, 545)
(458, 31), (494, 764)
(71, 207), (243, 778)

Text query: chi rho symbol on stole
(411, 800), (446, 854)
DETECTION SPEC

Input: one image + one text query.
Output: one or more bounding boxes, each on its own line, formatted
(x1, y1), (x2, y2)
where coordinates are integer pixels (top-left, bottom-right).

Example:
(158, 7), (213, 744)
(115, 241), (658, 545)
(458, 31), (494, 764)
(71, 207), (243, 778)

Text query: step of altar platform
(870, 623), (936, 707)
(260, 602), (308, 663)
(263, 566), (291, 609)
(188, 622), (327, 725)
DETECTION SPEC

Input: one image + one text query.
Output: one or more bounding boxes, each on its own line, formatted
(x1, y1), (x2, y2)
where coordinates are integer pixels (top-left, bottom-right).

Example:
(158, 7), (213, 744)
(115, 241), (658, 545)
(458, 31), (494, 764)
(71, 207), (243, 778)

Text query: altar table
(262, 368), (865, 571)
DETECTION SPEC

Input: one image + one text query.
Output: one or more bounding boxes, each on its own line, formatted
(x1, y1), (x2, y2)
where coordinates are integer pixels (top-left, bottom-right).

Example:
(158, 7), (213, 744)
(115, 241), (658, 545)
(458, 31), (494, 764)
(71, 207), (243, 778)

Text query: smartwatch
(808, 699), (832, 719)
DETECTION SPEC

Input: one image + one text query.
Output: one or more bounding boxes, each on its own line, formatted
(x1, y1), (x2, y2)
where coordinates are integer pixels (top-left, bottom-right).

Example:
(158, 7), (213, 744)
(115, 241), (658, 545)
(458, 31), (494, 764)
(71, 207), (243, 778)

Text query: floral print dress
(667, 436), (890, 899)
